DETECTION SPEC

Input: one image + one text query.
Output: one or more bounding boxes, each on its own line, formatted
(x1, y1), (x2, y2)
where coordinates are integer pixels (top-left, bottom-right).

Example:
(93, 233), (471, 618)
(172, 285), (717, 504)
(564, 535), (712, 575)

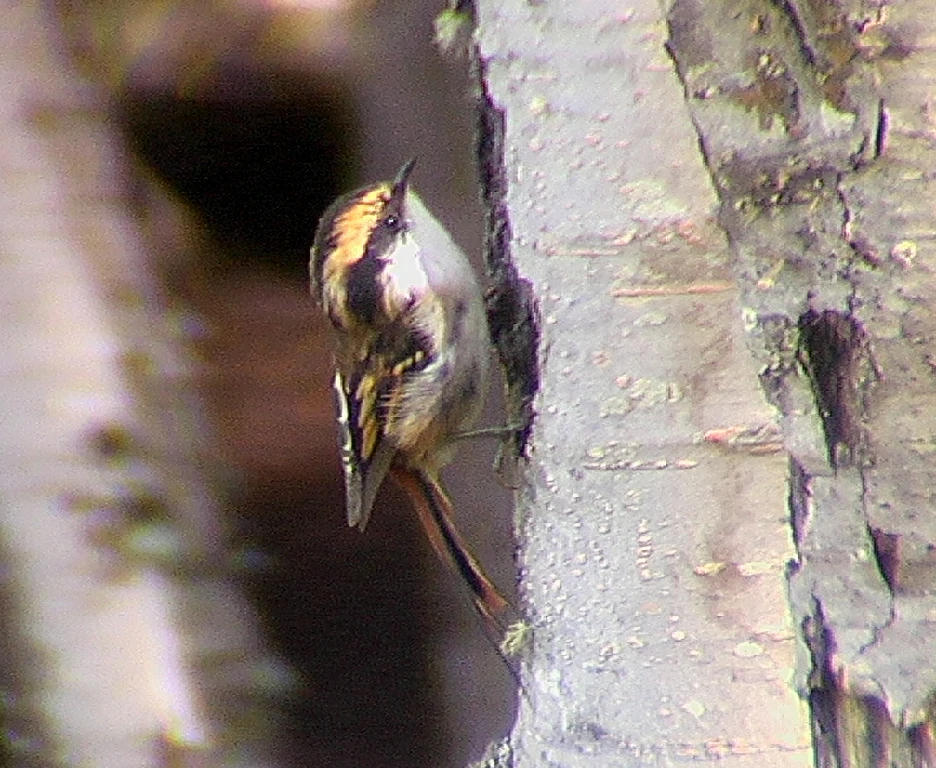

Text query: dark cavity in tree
(798, 309), (869, 469)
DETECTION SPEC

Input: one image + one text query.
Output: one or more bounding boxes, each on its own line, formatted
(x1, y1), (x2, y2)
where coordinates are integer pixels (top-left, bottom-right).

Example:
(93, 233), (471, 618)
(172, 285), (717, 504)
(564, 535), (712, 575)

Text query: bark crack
(661, 10), (722, 204)
(797, 308), (869, 469)
(802, 596), (841, 765)
(788, 458), (811, 555)
(473, 57), (539, 472)
(873, 99), (889, 160)
(867, 525), (899, 598)
(770, 0), (818, 69)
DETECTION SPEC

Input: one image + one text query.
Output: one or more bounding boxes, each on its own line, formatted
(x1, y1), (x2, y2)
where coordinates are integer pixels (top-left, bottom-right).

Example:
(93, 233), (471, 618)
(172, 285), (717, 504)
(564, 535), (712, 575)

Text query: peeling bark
(663, 0), (936, 764)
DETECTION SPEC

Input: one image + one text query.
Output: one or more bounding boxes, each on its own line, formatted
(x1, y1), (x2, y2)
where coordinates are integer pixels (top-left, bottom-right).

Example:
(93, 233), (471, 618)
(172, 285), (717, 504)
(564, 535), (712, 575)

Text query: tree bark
(476, 0), (936, 766)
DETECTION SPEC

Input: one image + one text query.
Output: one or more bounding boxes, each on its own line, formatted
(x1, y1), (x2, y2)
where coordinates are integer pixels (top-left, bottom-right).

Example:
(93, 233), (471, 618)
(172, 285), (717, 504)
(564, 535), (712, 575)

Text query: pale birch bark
(478, 0), (936, 766)
(663, 1), (936, 765)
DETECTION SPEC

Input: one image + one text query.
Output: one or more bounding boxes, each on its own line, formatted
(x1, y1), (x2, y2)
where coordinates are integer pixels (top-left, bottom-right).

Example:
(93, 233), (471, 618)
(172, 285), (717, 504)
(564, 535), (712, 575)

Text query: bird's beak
(392, 158), (417, 198)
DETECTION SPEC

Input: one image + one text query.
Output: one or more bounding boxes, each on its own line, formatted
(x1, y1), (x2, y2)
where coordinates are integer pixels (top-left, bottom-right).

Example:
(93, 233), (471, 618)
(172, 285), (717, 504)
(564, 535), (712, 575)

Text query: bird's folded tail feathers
(390, 466), (509, 624)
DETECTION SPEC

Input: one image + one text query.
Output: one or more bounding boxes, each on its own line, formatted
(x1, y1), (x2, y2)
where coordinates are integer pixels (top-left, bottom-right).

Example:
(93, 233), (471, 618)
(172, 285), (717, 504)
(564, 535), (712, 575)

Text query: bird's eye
(384, 214), (401, 231)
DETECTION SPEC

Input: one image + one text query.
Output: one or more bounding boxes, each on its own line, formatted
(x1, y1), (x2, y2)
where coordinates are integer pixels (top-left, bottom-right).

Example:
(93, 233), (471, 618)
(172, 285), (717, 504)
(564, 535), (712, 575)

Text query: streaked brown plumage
(310, 160), (508, 626)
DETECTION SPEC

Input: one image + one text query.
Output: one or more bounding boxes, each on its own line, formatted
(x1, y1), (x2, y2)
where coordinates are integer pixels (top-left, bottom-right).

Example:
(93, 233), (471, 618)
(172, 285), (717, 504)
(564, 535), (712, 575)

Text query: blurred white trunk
(0, 5), (279, 766)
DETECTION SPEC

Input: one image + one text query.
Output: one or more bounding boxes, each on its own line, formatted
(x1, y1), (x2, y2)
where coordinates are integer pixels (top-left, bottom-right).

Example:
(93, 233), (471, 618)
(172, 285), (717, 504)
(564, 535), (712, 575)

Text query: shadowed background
(54, 0), (516, 765)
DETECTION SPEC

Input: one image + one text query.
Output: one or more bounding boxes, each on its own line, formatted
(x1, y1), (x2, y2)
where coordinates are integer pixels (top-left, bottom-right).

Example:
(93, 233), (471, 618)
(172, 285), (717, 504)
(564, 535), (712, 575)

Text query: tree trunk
(477, 0), (936, 766)
(0, 4), (279, 766)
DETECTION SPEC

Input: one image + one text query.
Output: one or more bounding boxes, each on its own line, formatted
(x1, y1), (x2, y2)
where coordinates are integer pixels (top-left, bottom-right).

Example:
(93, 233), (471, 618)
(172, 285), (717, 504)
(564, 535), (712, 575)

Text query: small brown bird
(310, 160), (508, 625)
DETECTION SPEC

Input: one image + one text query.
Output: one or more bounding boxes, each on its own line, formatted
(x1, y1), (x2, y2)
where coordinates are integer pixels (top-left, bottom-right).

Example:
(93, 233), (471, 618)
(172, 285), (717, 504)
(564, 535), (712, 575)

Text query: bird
(310, 159), (509, 626)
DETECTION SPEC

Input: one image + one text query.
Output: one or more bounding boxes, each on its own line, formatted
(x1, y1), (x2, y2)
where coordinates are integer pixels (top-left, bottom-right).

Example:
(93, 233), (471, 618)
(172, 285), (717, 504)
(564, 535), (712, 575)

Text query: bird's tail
(391, 466), (509, 625)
